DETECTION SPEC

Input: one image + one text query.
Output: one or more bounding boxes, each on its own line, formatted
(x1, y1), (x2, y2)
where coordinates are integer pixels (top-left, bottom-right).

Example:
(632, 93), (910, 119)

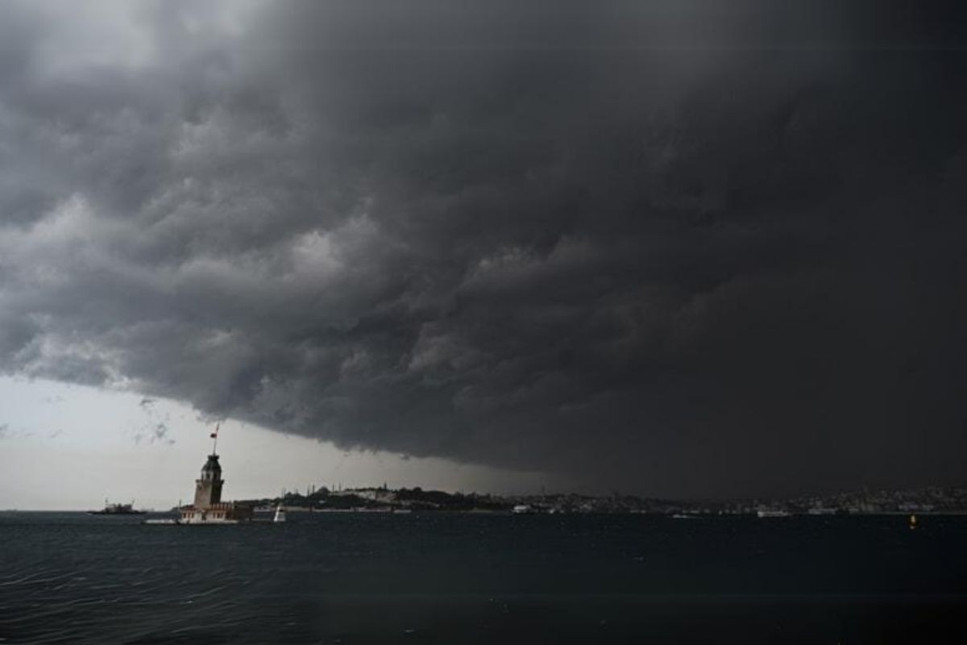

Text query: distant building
(180, 450), (252, 524)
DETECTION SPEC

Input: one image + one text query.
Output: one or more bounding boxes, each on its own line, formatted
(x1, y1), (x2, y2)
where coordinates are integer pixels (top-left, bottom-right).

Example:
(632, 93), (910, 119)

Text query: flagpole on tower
(210, 423), (220, 455)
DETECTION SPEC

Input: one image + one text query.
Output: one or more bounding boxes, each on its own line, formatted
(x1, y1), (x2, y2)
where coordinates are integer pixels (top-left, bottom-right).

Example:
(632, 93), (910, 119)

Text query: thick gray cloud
(1, 0), (965, 497)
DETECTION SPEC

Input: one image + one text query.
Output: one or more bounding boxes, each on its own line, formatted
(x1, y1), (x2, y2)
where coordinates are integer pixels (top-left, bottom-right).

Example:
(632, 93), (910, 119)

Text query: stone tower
(193, 453), (224, 509)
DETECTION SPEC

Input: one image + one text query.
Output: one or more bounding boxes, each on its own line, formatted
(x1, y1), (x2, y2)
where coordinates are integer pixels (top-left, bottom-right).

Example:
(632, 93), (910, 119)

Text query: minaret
(194, 453), (224, 509)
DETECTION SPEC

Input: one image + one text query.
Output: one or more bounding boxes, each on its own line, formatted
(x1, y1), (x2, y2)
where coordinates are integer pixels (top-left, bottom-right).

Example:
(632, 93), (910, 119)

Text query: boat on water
(89, 500), (146, 515)
(807, 507), (838, 516)
(756, 510), (791, 518)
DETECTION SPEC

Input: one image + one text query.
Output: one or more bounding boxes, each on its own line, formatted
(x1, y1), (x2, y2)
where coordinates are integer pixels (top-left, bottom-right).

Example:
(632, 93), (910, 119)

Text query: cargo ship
(89, 500), (146, 515)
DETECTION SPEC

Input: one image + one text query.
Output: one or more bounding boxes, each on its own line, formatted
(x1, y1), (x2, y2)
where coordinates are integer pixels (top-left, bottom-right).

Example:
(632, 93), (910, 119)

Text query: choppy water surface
(1, 512), (965, 643)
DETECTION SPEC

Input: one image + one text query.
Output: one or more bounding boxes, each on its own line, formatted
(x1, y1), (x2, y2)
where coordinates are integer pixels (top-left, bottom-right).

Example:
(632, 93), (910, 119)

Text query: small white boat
(273, 504), (286, 523)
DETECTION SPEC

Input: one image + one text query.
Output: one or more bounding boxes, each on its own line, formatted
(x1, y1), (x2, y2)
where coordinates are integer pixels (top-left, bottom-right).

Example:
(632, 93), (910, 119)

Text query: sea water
(1, 512), (965, 643)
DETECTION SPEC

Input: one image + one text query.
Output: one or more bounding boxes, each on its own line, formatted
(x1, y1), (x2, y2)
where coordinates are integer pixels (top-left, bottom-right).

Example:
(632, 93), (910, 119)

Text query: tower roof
(201, 453), (222, 474)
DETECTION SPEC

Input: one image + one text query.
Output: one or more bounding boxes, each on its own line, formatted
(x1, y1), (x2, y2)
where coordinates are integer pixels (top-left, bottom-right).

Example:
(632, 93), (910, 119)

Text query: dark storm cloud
(1, 0), (966, 496)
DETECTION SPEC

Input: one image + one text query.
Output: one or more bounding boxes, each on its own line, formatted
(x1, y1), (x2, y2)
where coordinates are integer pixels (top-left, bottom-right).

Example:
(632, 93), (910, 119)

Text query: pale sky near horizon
(0, 376), (546, 510)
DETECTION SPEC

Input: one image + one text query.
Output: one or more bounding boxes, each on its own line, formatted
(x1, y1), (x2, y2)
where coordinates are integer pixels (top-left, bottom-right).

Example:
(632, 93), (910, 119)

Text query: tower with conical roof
(193, 453), (224, 509)
(178, 424), (252, 524)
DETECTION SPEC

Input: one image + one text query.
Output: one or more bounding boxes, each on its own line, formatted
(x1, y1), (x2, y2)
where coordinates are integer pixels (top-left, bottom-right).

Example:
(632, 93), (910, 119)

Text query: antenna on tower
(210, 423), (220, 455)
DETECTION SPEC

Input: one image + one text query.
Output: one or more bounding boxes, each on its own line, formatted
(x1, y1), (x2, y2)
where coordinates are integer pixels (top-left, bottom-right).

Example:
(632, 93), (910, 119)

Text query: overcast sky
(1, 1), (966, 505)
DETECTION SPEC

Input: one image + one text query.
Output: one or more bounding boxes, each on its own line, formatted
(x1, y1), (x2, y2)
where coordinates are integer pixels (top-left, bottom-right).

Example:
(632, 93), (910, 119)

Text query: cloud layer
(1, 0), (966, 496)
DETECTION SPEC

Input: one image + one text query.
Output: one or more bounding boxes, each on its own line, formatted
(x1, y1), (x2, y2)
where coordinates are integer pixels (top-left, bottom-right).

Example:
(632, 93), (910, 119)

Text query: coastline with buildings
(141, 427), (967, 521)
(233, 482), (967, 517)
